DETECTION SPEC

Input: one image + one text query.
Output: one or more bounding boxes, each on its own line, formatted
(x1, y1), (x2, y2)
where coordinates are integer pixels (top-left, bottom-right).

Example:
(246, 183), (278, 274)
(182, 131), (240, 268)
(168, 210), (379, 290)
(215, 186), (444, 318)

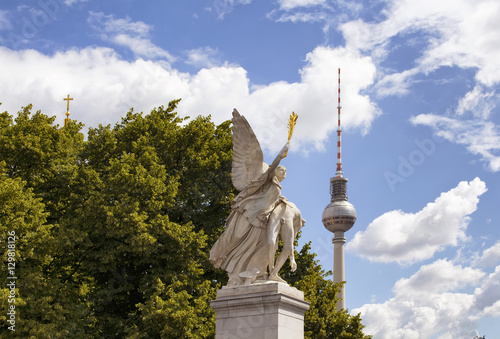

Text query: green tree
(0, 105), (95, 338)
(58, 102), (232, 338)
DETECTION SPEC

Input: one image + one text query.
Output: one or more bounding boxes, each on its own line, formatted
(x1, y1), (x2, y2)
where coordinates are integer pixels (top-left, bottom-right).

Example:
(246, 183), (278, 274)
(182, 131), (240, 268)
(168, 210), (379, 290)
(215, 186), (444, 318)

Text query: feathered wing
(231, 109), (268, 191)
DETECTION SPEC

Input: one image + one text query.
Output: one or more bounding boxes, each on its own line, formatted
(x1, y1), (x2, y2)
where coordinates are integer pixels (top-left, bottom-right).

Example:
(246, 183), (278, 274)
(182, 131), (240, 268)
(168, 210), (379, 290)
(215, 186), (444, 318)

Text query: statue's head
(276, 165), (287, 181)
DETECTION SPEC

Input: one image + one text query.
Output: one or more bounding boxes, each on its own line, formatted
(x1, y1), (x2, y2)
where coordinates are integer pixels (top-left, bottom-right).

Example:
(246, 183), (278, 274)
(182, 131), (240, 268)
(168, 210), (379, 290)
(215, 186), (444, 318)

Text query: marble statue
(210, 109), (304, 287)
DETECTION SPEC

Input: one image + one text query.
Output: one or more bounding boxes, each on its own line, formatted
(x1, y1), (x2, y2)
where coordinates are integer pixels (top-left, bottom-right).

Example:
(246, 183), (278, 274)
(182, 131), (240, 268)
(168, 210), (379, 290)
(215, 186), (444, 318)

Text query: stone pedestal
(210, 282), (310, 339)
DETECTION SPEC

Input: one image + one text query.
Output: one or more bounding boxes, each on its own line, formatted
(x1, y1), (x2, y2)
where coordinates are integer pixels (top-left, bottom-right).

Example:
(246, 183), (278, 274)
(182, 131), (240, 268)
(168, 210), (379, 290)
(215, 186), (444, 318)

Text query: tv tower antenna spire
(336, 68), (343, 177)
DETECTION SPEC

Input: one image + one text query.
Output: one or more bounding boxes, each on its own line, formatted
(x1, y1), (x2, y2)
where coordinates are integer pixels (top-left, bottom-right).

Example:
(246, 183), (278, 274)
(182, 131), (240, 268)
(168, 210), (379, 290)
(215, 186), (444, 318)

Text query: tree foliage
(0, 101), (370, 338)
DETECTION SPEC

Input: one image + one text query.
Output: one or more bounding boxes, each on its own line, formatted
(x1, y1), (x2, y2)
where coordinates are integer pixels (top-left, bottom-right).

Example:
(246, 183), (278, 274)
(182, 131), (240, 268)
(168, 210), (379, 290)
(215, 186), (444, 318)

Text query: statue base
(210, 281), (310, 339)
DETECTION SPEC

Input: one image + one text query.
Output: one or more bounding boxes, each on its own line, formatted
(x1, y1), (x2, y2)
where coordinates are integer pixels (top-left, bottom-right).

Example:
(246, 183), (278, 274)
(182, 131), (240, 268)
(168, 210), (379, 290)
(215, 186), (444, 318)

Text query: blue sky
(1, 0), (500, 337)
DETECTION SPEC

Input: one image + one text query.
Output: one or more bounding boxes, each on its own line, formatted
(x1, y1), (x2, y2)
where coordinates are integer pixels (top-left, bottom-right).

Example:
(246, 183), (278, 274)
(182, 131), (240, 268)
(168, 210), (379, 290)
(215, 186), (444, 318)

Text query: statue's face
(276, 166), (287, 181)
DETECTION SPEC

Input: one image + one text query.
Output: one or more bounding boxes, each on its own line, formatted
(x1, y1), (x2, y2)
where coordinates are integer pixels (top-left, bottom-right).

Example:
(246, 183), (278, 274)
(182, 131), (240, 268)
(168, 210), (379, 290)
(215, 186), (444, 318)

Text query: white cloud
(277, 0), (326, 11)
(341, 0), (500, 87)
(87, 12), (175, 62)
(472, 266), (500, 317)
(244, 46), (379, 153)
(375, 68), (419, 98)
(184, 46), (221, 68)
(64, 0), (89, 5)
(338, 0), (500, 123)
(411, 114), (500, 172)
(274, 11), (328, 24)
(341, 19), (390, 54)
(476, 241), (500, 267)
(180, 66), (249, 120)
(0, 46), (179, 127)
(394, 259), (486, 295)
(0, 45), (378, 154)
(478, 300), (500, 318)
(334, 0), (500, 176)
(354, 259), (490, 338)
(416, 0), (500, 86)
(456, 85), (497, 119)
(209, 0), (252, 20)
(269, 0), (361, 34)
(347, 178), (487, 264)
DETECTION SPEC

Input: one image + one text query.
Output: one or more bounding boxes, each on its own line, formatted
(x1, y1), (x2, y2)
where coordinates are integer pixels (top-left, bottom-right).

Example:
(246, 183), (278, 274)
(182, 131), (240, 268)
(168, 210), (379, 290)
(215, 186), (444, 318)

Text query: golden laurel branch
(282, 111), (298, 159)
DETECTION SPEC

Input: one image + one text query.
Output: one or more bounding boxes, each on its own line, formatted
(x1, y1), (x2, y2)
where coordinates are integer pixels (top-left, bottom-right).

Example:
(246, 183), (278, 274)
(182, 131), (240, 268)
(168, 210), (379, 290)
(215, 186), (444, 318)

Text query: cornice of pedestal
(211, 282), (310, 315)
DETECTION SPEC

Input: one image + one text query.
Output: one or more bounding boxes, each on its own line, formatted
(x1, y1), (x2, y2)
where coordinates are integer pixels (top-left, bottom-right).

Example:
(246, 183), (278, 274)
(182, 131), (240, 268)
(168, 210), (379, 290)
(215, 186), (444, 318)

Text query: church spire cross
(63, 94), (73, 127)
(63, 94), (73, 112)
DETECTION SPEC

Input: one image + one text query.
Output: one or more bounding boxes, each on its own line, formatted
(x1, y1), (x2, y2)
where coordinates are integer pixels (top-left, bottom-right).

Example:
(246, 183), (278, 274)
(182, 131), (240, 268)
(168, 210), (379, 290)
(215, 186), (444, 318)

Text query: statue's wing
(231, 109), (268, 191)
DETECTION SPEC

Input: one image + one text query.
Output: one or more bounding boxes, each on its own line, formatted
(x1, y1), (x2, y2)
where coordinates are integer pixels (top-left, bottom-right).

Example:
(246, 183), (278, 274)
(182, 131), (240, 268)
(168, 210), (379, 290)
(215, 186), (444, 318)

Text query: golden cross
(63, 94), (73, 111)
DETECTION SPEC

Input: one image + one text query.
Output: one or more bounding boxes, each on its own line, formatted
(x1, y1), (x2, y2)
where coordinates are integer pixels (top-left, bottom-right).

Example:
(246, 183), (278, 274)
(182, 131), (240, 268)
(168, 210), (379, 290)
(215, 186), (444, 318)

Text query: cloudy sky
(1, 0), (499, 337)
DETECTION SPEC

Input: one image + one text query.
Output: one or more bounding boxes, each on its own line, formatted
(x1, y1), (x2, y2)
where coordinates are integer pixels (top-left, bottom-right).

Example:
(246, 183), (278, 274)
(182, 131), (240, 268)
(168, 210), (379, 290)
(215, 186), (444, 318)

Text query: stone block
(210, 282), (310, 339)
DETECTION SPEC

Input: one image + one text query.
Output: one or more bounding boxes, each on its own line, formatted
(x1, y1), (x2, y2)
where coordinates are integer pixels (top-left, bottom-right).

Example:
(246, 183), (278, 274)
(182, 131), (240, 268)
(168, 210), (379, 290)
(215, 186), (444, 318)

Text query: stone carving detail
(210, 109), (304, 287)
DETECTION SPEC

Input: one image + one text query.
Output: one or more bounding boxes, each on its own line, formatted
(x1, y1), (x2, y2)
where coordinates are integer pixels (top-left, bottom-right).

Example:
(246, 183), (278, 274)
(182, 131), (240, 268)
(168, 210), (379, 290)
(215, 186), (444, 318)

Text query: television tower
(321, 68), (357, 311)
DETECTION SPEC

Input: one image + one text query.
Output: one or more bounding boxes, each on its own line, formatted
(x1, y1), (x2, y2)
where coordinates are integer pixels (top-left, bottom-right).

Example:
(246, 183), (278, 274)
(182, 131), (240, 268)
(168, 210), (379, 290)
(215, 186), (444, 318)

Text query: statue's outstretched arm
(269, 143), (290, 172)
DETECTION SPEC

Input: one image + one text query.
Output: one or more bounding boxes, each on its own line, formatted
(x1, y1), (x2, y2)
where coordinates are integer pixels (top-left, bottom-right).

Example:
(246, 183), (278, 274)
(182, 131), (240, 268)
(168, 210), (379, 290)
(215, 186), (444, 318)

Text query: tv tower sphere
(322, 177), (357, 234)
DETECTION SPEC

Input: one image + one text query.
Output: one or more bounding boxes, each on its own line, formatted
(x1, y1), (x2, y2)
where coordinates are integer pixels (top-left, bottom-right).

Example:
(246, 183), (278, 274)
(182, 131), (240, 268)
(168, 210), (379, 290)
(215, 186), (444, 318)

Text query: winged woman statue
(210, 109), (292, 287)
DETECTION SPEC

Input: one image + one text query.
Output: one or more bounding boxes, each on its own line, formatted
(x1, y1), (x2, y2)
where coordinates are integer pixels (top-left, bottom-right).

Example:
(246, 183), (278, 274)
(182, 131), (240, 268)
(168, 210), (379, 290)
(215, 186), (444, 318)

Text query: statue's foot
(227, 276), (241, 287)
(269, 273), (287, 284)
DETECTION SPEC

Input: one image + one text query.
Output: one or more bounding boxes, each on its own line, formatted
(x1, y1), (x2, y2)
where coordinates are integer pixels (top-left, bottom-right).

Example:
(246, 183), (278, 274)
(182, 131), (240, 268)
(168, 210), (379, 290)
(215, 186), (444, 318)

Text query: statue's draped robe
(210, 167), (280, 283)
